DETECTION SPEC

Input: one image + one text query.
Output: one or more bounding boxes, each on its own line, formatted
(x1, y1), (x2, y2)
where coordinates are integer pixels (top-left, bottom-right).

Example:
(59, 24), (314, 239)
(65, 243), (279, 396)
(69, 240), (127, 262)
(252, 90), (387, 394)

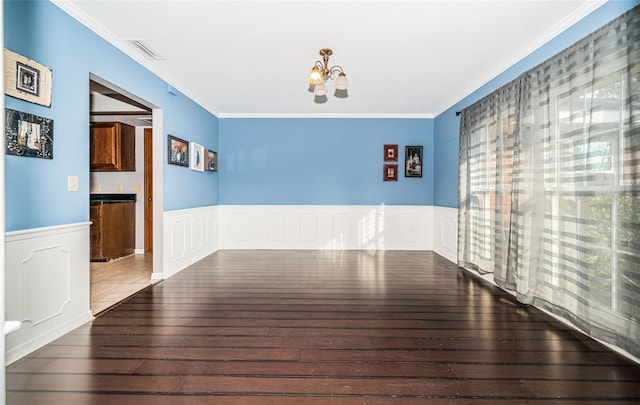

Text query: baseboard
(5, 310), (93, 365)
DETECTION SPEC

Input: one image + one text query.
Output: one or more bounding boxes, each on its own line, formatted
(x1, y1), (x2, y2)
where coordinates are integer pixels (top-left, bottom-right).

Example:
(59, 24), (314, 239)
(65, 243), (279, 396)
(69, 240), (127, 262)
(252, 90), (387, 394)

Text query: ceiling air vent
(125, 39), (166, 60)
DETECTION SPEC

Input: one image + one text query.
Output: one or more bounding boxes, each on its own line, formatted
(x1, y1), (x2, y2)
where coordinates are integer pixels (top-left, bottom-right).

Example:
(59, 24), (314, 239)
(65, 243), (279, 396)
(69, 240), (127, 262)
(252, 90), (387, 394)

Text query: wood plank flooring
(7, 250), (640, 404)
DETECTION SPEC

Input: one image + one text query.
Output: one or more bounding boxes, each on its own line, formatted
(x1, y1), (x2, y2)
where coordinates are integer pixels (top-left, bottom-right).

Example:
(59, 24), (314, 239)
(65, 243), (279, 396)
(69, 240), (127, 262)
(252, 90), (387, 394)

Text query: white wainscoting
(5, 222), (93, 364)
(432, 206), (458, 264)
(3, 204), (457, 364)
(162, 205), (219, 279)
(218, 205), (434, 251)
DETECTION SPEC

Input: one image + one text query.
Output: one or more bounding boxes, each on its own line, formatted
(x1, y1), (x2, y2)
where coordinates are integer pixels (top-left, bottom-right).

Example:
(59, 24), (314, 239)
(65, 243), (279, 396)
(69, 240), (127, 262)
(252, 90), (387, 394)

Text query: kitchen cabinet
(90, 195), (136, 261)
(90, 122), (135, 171)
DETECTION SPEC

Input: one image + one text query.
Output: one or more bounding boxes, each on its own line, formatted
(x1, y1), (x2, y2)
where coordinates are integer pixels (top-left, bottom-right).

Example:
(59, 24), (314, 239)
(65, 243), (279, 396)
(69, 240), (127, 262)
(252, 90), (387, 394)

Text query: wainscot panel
(162, 206), (219, 279)
(432, 206), (458, 264)
(218, 205), (434, 251)
(5, 222), (93, 364)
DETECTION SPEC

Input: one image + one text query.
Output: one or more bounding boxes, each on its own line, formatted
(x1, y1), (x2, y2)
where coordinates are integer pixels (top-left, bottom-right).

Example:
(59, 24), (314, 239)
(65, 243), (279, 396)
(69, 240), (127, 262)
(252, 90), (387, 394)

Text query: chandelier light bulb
(314, 82), (328, 96)
(335, 73), (348, 90)
(308, 67), (324, 85)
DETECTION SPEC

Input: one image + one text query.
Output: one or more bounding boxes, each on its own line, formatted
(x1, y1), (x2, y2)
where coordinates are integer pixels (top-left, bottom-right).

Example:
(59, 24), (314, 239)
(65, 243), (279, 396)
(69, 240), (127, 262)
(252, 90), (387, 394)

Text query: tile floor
(90, 253), (155, 315)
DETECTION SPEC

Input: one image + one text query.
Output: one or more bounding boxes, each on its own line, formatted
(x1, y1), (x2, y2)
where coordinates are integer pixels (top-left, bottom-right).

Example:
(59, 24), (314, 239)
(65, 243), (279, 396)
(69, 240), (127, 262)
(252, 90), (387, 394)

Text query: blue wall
(219, 118), (434, 205)
(4, 0), (219, 231)
(433, 0), (640, 208)
(6, 0), (636, 230)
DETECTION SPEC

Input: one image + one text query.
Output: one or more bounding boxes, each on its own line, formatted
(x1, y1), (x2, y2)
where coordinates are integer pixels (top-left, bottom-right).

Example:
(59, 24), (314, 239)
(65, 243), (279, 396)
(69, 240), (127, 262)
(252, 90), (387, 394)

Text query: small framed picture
(383, 164), (398, 182)
(5, 108), (53, 159)
(4, 49), (52, 107)
(384, 144), (398, 162)
(405, 146), (423, 177)
(206, 149), (218, 172)
(16, 62), (39, 96)
(190, 142), (205, 172)
(168, 135), (189, 167)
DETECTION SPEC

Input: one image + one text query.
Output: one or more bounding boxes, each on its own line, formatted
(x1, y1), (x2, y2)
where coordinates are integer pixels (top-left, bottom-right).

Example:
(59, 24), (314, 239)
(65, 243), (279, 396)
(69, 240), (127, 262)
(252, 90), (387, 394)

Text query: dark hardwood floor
(7, 250), (640, 404)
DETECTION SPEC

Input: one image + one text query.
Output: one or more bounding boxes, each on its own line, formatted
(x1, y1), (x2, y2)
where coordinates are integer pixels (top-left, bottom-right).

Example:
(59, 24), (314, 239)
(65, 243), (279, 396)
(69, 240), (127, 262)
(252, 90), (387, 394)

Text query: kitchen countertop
(90, 193), (137, 205)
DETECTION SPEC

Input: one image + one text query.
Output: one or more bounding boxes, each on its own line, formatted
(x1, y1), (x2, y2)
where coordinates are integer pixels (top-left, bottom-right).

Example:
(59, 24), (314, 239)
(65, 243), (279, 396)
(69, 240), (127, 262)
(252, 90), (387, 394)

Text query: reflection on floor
(90, 253), (155, 315)
(9, 250), (640, 403)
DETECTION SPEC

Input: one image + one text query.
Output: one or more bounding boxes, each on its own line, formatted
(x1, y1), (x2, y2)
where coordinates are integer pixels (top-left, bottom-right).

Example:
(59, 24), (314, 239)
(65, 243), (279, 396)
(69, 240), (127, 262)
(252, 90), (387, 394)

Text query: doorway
(88, 77), (157, 315)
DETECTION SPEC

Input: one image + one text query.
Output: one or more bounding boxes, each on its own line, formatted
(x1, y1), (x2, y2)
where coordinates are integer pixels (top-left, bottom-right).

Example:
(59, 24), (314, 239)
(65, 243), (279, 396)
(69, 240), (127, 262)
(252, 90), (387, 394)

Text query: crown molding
(217, 112), (435, 119)
(432, 0), (607, 117)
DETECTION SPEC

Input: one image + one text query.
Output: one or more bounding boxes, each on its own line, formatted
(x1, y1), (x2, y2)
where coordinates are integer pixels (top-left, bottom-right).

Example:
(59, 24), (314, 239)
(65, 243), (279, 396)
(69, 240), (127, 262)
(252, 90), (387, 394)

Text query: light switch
(117, 184), (123, 192)
(68, 176), (79, 192)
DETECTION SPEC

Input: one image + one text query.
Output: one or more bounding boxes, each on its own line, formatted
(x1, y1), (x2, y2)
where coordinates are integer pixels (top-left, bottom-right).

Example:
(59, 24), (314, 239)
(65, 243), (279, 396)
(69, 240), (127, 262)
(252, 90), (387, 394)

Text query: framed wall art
(168, 135), (189, 167)
(405, 145), (423, 177)
(4, 49), (53, 107)
(383, 164), (398, 182)
(190, 142), (205, 172)
(384, 144), (398, 162)
(5, 108), (53, 159)
(206, 149), (218, 172)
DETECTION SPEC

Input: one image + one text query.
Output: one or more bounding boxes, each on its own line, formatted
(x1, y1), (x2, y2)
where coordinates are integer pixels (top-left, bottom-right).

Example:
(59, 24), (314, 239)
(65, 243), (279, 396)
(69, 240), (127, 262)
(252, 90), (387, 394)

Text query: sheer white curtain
(458, 6), (640, 358)
(458, 81), (518, 280)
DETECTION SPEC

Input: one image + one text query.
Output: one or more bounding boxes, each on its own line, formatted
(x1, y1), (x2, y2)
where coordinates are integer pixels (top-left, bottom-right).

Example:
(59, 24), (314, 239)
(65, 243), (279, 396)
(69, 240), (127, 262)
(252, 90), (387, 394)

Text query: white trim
(218, 113), (435, 119)
(6, 221), (91, 240)
(51, 0), (604, 120)
(6, 311), (93, 365)
(0, 4), (6, 399)
(433, 0), (607, 116)
(152, 108), (165, 280)
(49, 0), (222, 118)
(3, 321), (21, 336)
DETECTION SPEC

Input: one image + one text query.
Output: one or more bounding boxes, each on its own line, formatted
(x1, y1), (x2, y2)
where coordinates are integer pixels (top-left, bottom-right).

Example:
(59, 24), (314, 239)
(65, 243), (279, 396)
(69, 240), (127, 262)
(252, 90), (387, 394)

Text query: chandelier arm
(327, 65), (344, 80)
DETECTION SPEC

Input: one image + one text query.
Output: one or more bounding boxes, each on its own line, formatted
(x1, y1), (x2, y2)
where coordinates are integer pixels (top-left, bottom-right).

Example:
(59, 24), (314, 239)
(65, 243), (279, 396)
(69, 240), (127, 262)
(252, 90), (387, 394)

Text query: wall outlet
(67, 176), (79, 192)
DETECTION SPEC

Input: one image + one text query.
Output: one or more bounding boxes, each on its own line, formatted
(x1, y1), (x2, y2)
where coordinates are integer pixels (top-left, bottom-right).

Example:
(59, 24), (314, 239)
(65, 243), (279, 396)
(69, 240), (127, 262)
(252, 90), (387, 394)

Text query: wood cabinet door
(90, 205), (105, 261)
(90, 122), (135, 171)
(119, 122), (136, 171)
(90, 123), (120, 170)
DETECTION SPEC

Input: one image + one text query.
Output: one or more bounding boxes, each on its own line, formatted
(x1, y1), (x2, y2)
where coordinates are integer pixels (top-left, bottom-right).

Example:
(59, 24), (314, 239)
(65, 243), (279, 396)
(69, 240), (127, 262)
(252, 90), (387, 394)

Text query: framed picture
(5, 108), (53, 159)
(383, 164), (398, 182)
(190, 142), (205, 171)
(384, 144), (398, 162)
(4, 49), (53, 107)
(206, 149), (218, 172)
(168, 135), (189, 167)
(405, 145), (423, 177)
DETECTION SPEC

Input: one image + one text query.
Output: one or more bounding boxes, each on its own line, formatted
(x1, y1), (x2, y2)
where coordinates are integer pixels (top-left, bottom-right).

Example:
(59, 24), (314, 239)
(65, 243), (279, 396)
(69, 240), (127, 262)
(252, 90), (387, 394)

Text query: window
(458, 6), (640, 358)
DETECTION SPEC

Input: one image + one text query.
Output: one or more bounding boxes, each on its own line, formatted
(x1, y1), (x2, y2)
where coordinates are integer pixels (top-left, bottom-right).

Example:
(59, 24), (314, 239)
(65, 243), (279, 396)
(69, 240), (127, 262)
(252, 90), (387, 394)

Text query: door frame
(89, 74), (164, 280)
(144, 127), (153, 253)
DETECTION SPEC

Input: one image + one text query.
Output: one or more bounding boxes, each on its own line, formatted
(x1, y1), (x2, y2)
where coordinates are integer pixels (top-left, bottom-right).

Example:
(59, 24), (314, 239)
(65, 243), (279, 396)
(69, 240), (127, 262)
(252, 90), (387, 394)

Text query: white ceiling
(53, 0), (606, 118)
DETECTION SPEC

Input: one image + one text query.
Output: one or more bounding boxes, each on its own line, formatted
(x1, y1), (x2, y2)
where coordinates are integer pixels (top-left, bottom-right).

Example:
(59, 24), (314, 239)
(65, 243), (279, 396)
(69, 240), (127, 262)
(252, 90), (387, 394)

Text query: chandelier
(308, 48), (348, 103)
